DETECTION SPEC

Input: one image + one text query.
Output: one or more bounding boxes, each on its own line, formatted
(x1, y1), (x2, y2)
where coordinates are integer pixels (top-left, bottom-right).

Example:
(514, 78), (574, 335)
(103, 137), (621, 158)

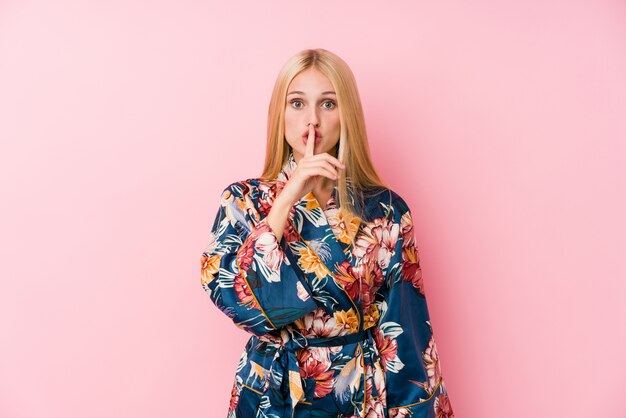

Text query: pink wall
(1, 1), (625, 417)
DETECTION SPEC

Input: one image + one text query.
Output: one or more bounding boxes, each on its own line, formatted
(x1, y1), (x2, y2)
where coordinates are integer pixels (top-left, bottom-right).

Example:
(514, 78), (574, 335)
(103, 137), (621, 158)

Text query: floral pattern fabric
(201, 151), (455, 418)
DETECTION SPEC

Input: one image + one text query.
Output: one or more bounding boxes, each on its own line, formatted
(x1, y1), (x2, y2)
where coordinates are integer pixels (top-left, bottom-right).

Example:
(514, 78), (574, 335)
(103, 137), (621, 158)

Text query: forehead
(288, 67), (334, 93)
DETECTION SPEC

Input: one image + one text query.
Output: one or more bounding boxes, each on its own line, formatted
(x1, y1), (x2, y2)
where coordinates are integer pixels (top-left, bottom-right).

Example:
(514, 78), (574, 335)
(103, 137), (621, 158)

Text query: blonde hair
(260, 48), (389, 226)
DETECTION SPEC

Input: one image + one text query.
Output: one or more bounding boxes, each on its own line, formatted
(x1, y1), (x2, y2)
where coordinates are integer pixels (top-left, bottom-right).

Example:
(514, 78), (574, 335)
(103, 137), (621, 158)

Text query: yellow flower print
(303, 192), (320, 211)
(200, 254), (221, 285)
(298, 248), (331, 279)
(363, 304), (380, 329)
(328, 209), (361, 244)
(333, 309), (359, 334)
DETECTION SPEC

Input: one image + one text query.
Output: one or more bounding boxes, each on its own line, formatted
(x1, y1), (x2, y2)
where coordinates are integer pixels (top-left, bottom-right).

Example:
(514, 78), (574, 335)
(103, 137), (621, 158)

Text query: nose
(308, 108), (320, 127)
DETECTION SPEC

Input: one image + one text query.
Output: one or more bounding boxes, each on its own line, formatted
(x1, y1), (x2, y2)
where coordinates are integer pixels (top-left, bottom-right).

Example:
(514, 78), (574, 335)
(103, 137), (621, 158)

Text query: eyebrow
(287, 90), (336, 96)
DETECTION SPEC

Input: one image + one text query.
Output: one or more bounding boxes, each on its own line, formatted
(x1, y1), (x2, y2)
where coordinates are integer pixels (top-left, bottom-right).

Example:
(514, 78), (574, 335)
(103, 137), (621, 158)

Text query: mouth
(302, 129), (321, 140)
(302, 135), (321, 144)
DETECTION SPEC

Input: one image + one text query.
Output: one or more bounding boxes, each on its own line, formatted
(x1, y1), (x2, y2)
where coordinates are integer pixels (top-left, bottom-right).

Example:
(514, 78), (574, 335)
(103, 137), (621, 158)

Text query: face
(284, 67), (340, 162)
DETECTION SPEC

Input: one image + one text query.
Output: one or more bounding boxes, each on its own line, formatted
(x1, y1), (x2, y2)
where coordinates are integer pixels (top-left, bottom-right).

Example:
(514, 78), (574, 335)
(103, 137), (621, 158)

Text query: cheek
(283, 111), (301, 142)
(329, 114), (340, 132)
(284, 110), (299, 130)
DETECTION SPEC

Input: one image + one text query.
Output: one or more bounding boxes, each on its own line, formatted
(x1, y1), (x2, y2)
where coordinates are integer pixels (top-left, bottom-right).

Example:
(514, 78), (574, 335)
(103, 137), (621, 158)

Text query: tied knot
(280, 328), (309, 351)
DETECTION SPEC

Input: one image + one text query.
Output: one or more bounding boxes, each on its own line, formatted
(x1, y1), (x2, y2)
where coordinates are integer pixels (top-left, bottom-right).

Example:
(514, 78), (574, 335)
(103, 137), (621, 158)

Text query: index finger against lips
(304, 124), (315, 157)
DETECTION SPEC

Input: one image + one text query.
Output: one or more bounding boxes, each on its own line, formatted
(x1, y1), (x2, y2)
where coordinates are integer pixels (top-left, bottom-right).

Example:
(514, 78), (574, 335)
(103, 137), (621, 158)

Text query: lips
(302, 128), (321, 139)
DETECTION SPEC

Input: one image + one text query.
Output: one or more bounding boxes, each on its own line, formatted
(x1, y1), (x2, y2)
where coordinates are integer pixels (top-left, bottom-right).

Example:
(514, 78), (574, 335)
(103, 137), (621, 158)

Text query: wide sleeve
(200, 183), (319, 337)
(373, 196), (455, 418)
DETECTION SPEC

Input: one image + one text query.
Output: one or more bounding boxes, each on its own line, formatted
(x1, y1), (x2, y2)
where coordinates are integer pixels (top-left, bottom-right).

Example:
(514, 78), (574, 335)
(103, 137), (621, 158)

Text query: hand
(279, 124), (346, 206)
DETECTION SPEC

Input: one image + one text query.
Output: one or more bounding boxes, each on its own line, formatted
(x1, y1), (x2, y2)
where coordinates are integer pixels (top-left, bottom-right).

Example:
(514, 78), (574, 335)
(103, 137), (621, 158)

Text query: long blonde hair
(261, 48), (389, 224)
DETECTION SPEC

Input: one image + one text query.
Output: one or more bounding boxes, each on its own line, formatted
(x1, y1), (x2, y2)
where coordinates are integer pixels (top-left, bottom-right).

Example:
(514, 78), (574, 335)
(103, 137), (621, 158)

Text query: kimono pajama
(201, 151), (455, 418)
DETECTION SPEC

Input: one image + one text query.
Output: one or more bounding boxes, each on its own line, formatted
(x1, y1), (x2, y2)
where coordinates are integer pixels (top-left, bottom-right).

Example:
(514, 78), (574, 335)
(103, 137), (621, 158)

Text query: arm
(200, 183), (319, 337)
(373, 195), (455, 416)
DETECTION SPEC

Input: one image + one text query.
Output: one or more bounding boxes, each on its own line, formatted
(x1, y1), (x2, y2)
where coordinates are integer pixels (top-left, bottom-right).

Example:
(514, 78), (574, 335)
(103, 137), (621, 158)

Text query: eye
(290, 99), (303, 109)
(323, 100), (336, 110)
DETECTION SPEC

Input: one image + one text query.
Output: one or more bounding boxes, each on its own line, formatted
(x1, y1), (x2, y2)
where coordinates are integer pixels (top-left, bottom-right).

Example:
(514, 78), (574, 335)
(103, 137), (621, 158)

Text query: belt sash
(267, 327), (372, 416)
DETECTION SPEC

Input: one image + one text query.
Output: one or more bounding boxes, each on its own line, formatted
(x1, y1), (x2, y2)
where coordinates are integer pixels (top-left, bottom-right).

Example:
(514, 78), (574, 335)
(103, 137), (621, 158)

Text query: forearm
(266, 193), (293, 242)
(201, 185), (318, 336)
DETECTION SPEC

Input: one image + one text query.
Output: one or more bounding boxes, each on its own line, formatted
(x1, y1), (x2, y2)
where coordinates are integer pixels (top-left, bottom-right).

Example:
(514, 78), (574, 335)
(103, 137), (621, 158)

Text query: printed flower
(423, 335), (442, 394)
(297, 347), (334, 398)
(389, 407), (410, 418)
(335, 260), (384, 313)
(363, 303), (380, 330)
(371, 218), (399, 269)
(399, 210), (414, 238)
(254, 225), (283, 271)
(200, 253), (221, 286)
(301, 191), (323, 212)
(399, 211), (424, 294)
(233, 272), (260, 310)
(227, 382), (240, 413)
(298, 248), (331, 279)
(236, 235), (255, 272)
(402, 244), (424, 294)
(293, 308), (337, 338)
(334, 261), (360, 300)
(353, 217), (399, 269)
(354, 261), (384, 313)
(363, 360), (385, 406)
(372, 327), (399, 370)
(333, 309), (359, 335)
(434, 391), (455, 418)
(352, 232), (377, 260)
(364, 399), (386, 418)
(326, 206), (361, 245)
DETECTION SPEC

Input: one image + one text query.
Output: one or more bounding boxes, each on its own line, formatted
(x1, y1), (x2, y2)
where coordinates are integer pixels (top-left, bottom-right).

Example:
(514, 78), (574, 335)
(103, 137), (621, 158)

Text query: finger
(313, 160), (339, 179)
(304, 124), (316, 158)
(306, 165), (338, 181)
(320, 153), (346, 169)
(320, 160), (340, 177)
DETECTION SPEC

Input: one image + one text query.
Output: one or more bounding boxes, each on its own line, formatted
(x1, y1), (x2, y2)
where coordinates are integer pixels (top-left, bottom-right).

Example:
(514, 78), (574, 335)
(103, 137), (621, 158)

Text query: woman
(201, 48), (455, 418)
